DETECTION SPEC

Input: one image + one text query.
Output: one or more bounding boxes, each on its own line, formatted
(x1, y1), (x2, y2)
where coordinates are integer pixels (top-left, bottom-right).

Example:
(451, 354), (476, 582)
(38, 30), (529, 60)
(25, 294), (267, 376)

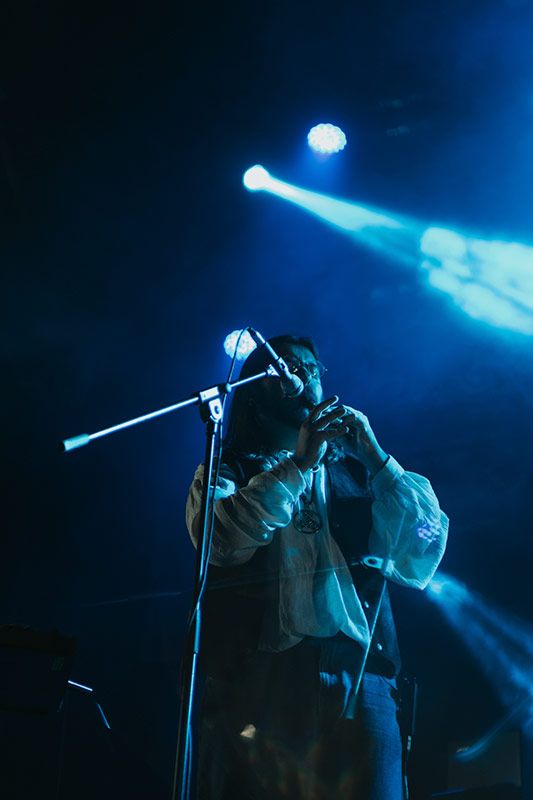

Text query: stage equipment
(307, 122), (347, 154)
(398, 675), (418, 800)
(60, 328), (300, 800)
(0, 624), (76, 714)
(242, 164), (270, 190)
(451, 726), (522, 789)
(0, 625), (112, 798)
(223, 329), (257, 360)
(247, 327), (304, 397)
(0, 625), (110, 726)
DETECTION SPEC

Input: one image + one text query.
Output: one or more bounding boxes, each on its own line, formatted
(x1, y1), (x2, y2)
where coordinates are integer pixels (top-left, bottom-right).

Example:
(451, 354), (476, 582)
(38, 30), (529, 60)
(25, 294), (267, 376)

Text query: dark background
(2, 0), (532, 797)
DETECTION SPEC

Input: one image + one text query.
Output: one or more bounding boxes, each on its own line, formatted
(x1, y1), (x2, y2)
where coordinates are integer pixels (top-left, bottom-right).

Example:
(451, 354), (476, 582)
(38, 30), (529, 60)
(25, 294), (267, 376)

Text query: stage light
(223, 329), (257, 361)
(242, 166), (533, 336)
(307, 123), (347, 154)
(421, 227), (533, 335)
(426, 572), (533, 726)
(243, 165), (270, 191)
(427, 576), (447, 595)
(244, 166), (404, 235)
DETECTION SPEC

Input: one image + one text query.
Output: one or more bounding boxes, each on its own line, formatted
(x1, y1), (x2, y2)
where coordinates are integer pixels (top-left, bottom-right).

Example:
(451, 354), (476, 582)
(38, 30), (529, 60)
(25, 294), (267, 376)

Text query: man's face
(256, 342), (325, 429)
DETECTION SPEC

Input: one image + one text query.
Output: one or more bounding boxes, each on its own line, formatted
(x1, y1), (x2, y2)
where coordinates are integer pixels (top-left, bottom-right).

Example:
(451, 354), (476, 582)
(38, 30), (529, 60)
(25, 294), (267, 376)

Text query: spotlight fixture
(307, 123), (347, 154)
(242, 165), (270, 191)
(223, 329), (257, 361)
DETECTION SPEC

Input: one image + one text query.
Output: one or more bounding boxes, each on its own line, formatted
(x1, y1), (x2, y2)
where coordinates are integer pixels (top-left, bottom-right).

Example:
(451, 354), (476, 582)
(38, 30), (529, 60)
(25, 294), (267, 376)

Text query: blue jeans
(197, 637), (403, 800)
(316, 672), (403, 800)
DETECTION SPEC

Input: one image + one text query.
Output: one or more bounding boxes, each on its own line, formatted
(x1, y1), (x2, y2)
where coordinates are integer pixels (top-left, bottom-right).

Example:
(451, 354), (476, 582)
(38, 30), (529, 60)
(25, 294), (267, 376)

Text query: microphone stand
(61, 363), (280, 800)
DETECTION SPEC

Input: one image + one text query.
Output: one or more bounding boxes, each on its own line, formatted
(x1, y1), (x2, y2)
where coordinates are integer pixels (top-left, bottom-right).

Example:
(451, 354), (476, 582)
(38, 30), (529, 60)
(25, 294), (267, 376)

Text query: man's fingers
(322, 426), (349, 441)
(343, 411), (369, 433)
(314, 407), (347, 430)
(309, 396), (338, 423)
(316, 425), (349, 441)
(342, 407), (368, 424)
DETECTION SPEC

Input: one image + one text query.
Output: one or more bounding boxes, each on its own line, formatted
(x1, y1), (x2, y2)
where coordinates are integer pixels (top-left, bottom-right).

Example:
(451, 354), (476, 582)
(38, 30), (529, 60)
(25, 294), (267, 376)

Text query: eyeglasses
(284, 358), (327, 382)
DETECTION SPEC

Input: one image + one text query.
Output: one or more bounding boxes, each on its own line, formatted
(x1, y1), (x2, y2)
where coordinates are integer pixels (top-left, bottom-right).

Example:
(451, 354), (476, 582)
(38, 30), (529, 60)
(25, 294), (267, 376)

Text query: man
(186, 335), (448, 800)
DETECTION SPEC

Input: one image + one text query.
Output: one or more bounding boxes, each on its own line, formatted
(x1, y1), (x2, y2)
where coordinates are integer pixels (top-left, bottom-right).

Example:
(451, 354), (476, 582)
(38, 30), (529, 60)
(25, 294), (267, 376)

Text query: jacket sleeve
(185, 458), (307, 567)
(368, 456), (449, 589)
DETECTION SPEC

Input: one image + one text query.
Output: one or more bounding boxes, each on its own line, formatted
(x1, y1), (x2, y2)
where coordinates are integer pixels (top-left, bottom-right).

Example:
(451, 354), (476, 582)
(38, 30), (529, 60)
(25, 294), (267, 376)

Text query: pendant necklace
(292, 474), (322, 535)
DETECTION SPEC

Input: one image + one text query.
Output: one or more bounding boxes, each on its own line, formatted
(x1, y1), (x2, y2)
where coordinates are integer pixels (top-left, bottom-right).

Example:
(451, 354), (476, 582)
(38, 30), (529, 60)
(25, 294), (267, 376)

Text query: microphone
(246, 328), (304, 398)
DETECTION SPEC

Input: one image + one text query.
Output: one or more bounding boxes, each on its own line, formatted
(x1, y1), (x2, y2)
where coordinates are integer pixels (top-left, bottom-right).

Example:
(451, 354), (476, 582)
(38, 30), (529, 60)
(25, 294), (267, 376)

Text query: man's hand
(292, 396), (348, 473)
(341, 406), (388, 477)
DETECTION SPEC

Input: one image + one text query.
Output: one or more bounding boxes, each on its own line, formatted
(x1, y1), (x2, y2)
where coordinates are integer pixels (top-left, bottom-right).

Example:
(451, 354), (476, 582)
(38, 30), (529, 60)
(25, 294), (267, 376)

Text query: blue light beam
(427, 573), (533, 728)
(421, 228), (533, 335)
(242, 166), (533, 335)
(241, 165), (414, 268)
